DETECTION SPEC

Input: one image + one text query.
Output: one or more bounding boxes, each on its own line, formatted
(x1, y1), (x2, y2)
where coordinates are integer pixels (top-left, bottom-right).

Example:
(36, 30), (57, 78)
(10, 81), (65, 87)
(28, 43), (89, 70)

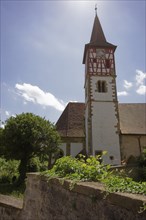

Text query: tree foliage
(0, 127), (5, 157)
(138, 149), (146, 181)
(2, 113), (60, 184)
(138, 149), (146, 167)
(0, 157), (19, 183)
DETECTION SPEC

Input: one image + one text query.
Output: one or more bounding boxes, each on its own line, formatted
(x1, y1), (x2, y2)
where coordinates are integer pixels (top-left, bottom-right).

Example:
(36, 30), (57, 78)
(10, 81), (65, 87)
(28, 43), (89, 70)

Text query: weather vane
(95, 3), (97, 15)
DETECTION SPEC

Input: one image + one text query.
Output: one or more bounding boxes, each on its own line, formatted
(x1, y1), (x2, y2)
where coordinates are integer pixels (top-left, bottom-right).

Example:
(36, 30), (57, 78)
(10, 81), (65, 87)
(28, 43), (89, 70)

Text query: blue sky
(1, 0), (146, 125)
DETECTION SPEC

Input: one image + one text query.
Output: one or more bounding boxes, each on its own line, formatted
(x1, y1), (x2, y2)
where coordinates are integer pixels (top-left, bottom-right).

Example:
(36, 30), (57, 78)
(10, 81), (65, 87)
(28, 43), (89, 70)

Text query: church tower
(83, 11), (121, 165)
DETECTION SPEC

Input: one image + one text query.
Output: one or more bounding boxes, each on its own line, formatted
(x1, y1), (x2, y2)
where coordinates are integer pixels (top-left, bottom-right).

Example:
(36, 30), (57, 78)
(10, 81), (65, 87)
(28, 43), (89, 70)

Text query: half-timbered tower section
(83, 13), (121, 164)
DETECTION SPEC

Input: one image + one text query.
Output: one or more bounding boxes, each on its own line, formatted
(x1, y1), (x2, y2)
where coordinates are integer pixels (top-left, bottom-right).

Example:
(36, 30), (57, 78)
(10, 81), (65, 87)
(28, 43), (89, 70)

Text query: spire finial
(95, 4), (97, 15)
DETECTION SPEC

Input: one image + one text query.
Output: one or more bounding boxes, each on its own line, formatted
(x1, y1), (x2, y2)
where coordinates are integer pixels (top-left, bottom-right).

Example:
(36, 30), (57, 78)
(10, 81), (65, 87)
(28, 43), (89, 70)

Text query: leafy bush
(43, 154), (111, 182)
(138, 149), (146, 181)
(27, 157), (42, 172)
(0, 157), (19, 183)
(27, 156), (48, 172)
(138, 149), (146, 167)
(103, 176), (146, 195)
(0, 156), (48, 185)
(43, 155), (146, 195)
(138, 167), (146, 181)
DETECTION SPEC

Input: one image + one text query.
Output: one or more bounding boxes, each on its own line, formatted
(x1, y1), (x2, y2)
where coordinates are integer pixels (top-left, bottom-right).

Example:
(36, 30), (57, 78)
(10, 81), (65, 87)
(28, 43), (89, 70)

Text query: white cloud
(135, 70), (146, 86)
(118, 70), (146, 98)
(5, 111), (10, 116)
(117, 91), (128, 96)
(136, 85), (146, 95)
(15, 83), (66, 111)
(135, 70), (146, 95)
(123, 80), (133, 89)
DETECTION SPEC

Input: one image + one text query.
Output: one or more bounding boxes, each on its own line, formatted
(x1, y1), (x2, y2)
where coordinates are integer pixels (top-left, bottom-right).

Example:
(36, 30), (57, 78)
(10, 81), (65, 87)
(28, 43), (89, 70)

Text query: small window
(96, 80), (107, 93)
(98, 81), (102, 92)
(102, 81), (106, 92)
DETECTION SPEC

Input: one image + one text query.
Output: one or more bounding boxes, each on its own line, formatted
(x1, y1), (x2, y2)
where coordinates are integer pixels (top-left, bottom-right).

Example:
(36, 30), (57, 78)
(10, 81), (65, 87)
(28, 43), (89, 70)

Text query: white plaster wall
(58, 143), (66, 156)
(70, 143), (83, 157)
(91, 76), (116, 101)
(91, 102), (121, 165)
(85, 105), (89, 153)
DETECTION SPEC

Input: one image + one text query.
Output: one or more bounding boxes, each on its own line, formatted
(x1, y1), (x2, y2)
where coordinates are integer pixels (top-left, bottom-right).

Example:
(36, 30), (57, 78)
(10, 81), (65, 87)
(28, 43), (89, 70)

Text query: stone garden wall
(0, 173), (146, 220)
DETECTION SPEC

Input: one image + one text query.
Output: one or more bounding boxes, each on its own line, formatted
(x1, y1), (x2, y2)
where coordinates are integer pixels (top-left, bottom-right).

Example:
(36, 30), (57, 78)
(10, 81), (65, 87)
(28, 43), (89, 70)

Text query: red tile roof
(56, 102), (146, 137)
(119, 103), (146, 135)
(56, 102), (85, 138)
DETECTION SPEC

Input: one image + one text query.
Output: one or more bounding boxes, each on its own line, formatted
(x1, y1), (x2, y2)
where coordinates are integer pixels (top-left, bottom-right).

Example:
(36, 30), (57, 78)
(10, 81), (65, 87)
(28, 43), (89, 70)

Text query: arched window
(96, 80), (107, 93)
(102, 81), (106, 92)
(98, 81), (102, 92)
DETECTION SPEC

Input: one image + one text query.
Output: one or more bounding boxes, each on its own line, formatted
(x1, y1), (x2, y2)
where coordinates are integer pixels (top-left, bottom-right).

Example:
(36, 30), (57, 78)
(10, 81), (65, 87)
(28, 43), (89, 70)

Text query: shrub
(27, 156), (48, 172)
(43, 154), (111, 182)
(138, 149), (146, 167)
(42, 154), (146, 195)
(138, 149), (146, 181)
(27, 157), (41, 172)
(103, 176), (146, 195)
(0, 157), (19, 183)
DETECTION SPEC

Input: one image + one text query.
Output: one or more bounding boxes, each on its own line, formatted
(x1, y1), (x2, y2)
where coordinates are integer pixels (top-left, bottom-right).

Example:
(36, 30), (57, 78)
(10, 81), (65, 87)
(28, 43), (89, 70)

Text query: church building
(56, 12), (146, 165)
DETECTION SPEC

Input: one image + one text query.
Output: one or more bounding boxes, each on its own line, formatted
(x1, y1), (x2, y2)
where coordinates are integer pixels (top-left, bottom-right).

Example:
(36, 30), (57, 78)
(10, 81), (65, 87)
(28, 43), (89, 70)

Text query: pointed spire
(90, 14), (106, 44)
(83, 10), (117, 64)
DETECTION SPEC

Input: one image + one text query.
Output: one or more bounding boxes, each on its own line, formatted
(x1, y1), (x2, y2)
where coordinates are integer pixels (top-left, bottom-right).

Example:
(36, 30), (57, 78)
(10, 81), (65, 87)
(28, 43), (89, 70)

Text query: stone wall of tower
(84, 69), (121, 164)
(85, 55), (92, 155)
(91, 102), (121, 164)
(85, 104), (89, 154)
(91, 76), (117, 101)
(89, 75), (121, 164)
(83, 13), (121, 164)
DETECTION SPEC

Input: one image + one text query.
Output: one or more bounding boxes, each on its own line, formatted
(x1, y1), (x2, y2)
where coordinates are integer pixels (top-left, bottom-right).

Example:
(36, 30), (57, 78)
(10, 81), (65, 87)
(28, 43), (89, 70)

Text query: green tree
(0, 127), (5, 157)
(2, 113), (60, 184)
